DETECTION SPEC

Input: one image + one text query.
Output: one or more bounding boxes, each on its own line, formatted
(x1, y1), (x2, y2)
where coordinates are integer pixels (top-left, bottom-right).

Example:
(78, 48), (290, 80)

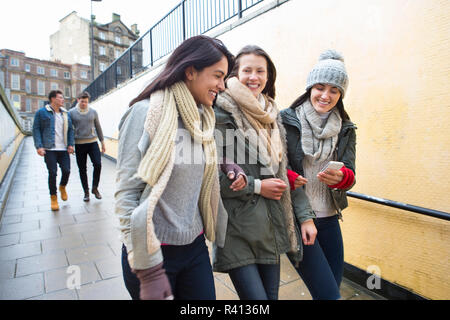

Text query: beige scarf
(226, 77), (283, 169)
(136, 81), (219, 254)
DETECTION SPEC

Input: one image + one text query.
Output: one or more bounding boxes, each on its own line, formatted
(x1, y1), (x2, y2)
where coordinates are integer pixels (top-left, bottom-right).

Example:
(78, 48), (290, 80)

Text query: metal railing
(347, 191), (450, 221)
(85, 0), (264, 102)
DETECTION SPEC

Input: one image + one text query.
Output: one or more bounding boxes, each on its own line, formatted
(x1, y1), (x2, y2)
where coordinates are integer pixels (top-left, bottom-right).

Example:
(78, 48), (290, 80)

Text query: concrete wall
(50, 12), (90, 66)
(91, 0), (450, 299)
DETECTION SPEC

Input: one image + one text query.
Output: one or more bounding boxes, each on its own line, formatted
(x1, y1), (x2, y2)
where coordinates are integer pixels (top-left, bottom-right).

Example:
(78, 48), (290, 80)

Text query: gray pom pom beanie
(306, 50), (349, 97)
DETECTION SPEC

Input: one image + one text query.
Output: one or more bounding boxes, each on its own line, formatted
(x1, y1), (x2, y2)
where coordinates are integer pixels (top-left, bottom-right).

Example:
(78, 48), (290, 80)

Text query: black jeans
(74, 142), (101, 191)
(288, 215), (344, 300)
(121, 234), (216, 300)
(228, 263), (280, 300)
(44, 150), (70, 195)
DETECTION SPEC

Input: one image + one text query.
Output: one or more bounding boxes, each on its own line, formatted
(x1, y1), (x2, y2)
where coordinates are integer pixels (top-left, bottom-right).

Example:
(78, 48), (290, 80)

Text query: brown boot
(92, 188), (102, 200)
(51, 195), (59, 211)
(59, 185), (68, 201)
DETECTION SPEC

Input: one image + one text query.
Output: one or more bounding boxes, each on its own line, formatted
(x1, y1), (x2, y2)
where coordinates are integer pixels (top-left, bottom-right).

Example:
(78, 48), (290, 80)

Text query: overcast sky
(0, 0), (181, 60)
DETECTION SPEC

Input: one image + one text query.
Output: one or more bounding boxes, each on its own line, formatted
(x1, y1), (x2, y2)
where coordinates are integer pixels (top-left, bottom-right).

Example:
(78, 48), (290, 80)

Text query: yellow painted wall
(93, 0), (450, 299)
(0, 130), (24, 183)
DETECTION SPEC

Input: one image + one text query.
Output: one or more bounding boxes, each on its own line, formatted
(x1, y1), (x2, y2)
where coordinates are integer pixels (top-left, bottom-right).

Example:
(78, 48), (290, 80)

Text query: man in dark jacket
(32, 90), (74, 211)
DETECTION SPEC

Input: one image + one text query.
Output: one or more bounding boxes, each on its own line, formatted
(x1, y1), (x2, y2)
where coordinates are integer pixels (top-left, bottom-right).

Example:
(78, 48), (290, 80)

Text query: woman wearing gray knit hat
(281, 49), (357, 300)
(115, 36), (247, 300)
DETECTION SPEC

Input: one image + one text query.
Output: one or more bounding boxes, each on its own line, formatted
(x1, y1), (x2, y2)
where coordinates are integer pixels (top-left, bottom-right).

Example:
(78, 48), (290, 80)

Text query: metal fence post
(238, 0), (243, 18)
(150, 28), (154, 67)
(182, 0), (186, 40)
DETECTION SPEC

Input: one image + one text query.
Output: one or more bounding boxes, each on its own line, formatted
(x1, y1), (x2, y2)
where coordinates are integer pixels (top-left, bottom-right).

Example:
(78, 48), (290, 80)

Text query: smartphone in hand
(320, 161), (344, 172)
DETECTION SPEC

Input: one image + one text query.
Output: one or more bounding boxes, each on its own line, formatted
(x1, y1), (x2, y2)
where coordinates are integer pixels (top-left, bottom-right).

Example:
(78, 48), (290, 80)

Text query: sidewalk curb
(0, 136), (26, 222)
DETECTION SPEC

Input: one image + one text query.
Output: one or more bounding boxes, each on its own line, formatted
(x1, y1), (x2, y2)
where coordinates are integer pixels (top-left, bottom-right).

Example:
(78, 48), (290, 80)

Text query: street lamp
(90, 0), (102, 81)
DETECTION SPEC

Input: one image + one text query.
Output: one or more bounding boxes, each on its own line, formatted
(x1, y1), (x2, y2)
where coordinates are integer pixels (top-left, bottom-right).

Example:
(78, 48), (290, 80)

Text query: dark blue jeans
(44, 150), (70, 195)
(228, 263), (280, 300)
(74, 142), (102, 191)
(288, 215), (344, 300)
(121, 234), (216, 300)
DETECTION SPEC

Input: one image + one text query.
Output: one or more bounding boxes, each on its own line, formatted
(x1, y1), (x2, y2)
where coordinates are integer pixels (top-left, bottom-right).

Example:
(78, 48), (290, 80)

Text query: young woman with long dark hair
(115, 35), (245, 300)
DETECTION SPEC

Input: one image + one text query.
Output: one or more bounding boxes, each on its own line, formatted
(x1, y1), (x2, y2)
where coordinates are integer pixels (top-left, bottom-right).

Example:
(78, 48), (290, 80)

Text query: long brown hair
(129, 35), (234, 107)
(288, 88), (350, 121)
(227, 45), (277, 99)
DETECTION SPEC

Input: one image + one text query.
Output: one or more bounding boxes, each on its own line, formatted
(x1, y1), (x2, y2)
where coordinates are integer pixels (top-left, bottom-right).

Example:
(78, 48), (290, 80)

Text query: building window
(99, 32), (106, 40)
(38, 80), (45, 96)
(11, 74), (20, 90)
(26, 98), (32, 112)
(117, 66), (122, 75)
(25, 64), (31, 72)
(0, 71), (4, 88)
(99, 63), (106, 72)
(10, 58), (19, 67)
(51, 82), (58, 90)
(80, 70), (88, 79)
(80, 84), (87, 92)
(115, 35), (121, 44)
(99, 46), (106, 56)
(51, 69), (58, 77)
(39, 100), (46, 108)
(65, 86), (70, 98)
(64, 71), (71, 79)
(25, 79), (31, 93)
(12, 94), (21, 109)
(115, 49), (121, 59)
(37, 66), (45, 75)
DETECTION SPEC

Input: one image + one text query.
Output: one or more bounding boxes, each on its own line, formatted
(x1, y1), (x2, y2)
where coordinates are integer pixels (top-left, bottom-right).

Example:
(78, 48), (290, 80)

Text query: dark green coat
(280, 106), (357, 218)
(213, 104), (315, 273)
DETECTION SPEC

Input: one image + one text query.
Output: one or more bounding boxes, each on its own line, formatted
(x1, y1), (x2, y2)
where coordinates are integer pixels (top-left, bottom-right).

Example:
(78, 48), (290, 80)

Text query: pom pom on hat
(306, 49), (349, 97)
(319, 49), (344, 63)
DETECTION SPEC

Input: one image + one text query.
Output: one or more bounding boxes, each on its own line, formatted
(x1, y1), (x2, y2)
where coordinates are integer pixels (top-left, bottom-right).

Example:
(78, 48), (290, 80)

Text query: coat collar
(45, 104), (68, 113)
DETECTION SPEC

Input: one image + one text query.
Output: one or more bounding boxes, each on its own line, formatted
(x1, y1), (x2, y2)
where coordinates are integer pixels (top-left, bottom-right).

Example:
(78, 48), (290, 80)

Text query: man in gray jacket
(69, 92), (105, 201)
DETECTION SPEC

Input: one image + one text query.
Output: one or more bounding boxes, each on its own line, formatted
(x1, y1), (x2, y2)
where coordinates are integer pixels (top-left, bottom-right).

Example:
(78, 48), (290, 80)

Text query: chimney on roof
(131, 24), (140, 36)
(112, 13), (120, 22)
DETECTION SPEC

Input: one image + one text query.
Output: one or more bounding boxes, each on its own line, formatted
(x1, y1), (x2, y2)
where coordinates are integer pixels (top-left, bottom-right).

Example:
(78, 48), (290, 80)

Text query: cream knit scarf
(137, 81), (219, 254)
(225, 77), (283, 170)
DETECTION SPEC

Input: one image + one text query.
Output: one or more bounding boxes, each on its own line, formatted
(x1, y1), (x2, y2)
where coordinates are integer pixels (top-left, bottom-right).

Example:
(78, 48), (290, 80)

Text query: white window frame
(99, 32), (106, 40)
(26, 98), (32, 112)
(115, 35), (121, 44)
(11, 74), (20, 90)
(12, 94), (21, 109)
(10, 58), (19, 67)
(25, 64), (31, 72)
(25, 79), (31, 93)
(64, 71), (71, 79)
(51, 82), (58, 90)
(80, 71), (88, 79)
(99, 63), (106, 72)
(115, 49), (121, 59)
(38, 80), (45, 96)
(99, 46), (106, 56)
(50, 69), (58, 77)
(37, 66), (45, 75)
(64, 86), (70, 98)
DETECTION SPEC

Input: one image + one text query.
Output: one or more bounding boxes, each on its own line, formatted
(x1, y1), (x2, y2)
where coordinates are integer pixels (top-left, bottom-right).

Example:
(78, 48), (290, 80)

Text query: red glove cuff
(287, 169), (300, 191)
(329, 167), (355, 189)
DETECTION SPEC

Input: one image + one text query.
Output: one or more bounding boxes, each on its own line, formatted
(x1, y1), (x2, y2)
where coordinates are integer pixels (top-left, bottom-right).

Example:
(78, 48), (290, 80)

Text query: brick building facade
(0, 49), (91, 127)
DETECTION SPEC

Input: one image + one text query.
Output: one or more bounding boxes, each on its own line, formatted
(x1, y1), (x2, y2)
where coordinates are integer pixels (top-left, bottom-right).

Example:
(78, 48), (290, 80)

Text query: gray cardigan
(114, 99), (207, 270)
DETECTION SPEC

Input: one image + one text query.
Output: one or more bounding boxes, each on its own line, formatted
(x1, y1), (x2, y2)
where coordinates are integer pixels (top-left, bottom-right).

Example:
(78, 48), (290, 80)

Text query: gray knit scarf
(296, 99), (342, 163)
